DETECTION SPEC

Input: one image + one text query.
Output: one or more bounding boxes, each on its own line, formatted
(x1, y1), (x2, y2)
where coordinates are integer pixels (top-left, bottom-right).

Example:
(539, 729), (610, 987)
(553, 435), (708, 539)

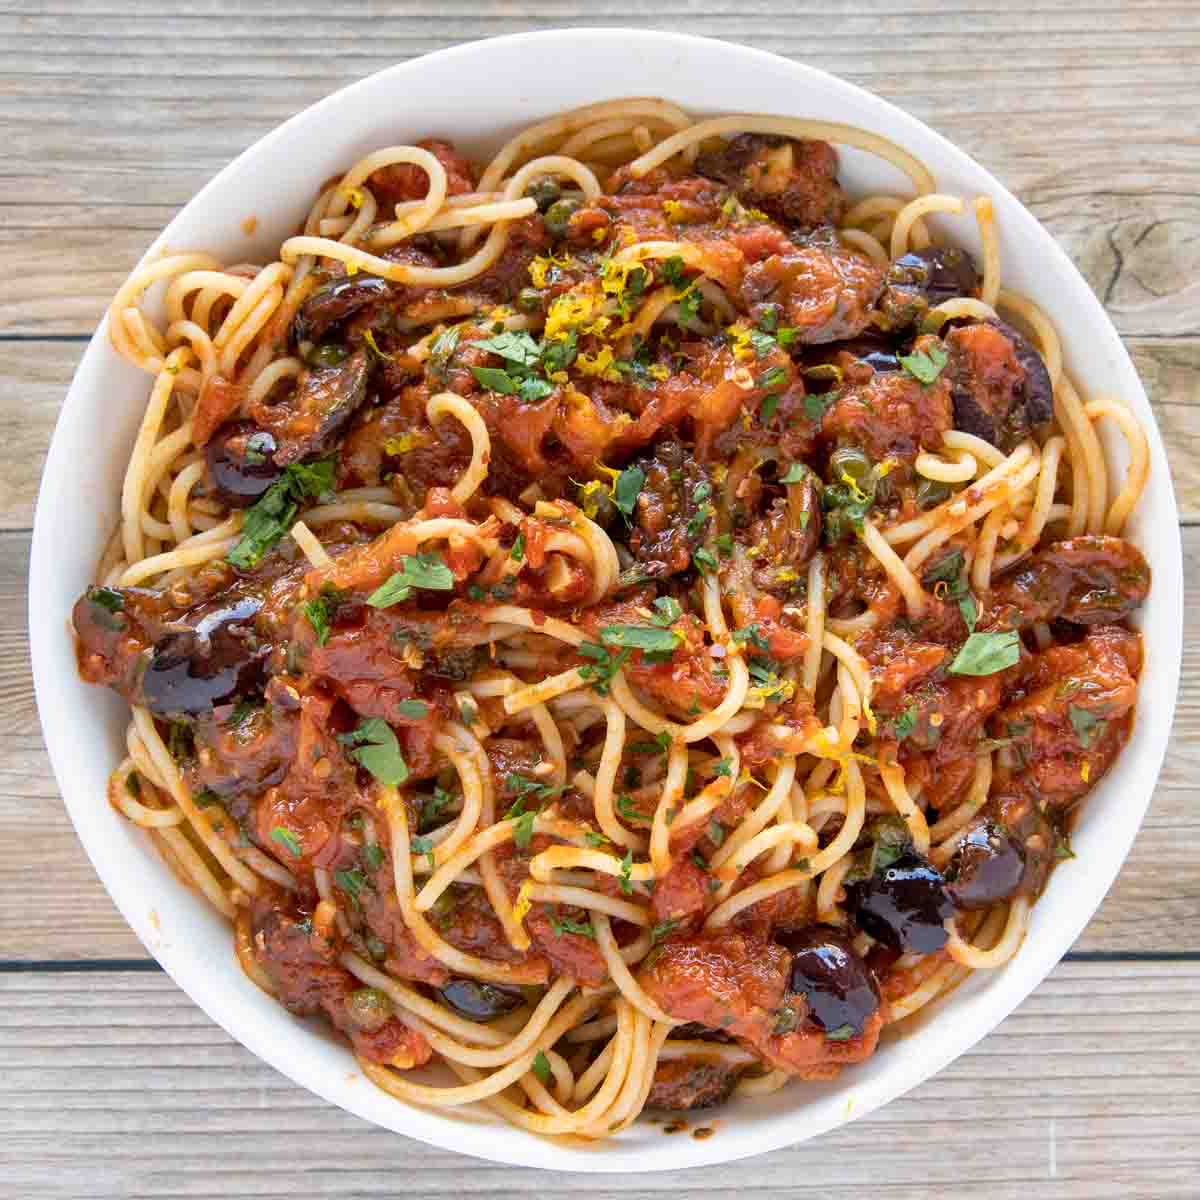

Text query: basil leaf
(948, 630), (1020, 676)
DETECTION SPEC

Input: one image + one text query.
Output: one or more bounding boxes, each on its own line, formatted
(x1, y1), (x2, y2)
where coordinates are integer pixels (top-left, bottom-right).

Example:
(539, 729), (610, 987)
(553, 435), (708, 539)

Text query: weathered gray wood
(1, 962), (1197, 1198)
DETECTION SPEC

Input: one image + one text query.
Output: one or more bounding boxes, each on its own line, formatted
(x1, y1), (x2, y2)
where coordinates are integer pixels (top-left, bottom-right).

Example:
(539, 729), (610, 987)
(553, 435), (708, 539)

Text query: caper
(916, 478), (953, 509)
(544, 197), (582, 239)
(527, 176), (562, 212)
(516, 287), (544, 314)
(345, 986), (392, 1031)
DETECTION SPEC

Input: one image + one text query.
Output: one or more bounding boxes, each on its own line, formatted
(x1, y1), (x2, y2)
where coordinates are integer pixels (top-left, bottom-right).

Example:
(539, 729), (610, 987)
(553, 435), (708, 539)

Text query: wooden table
(3, 3), (1198, 1195)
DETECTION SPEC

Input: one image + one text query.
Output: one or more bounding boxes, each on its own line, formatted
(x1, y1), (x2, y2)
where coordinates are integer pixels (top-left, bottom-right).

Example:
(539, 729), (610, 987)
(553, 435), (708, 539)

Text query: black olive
(438, 979), (525, 1022)
(205, 421), (281, 508)
(139, 596), (265, 718)
(989, 319), (1054, 427)
(888, 246), (979, 308)
(776, 924), (880, 1036)
(814, 333), (901, 373)
(289, 275), (391, 347)
(945, 819), (1027, 910)
(847, 850), (956, 954)
(273, 350), (370, 466)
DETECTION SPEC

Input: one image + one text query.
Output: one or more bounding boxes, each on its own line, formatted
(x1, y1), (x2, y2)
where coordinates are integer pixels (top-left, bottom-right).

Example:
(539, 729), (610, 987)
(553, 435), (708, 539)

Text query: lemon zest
(512, 879), (535, 927)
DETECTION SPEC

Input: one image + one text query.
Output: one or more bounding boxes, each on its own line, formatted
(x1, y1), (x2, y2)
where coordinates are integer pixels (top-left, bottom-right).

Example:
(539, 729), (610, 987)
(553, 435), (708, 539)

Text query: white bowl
(29, 28), (1183, 1172)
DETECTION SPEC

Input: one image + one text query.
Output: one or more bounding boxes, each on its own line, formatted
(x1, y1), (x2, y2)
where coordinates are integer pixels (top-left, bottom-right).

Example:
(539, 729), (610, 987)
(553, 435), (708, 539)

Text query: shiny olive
(776, 924), (880, 1036)
(848, 850), (955, 954)
(205, 421), (281, 508)
(515, 286), (544, 314)
(888, 246), (979, 307)
(345, 986), (392, 1032)
(139, 596), (265, 719)
(527, 176), (562, 212)
(544, 197), (582, 238)
(829, 446), (873, 490)
(916, 478), (952, 510)
(990, 319), (1054, 428)
(290, 274), (391, 346)
(945, 819), (1026, 910)
(438, 979), (525, 1022)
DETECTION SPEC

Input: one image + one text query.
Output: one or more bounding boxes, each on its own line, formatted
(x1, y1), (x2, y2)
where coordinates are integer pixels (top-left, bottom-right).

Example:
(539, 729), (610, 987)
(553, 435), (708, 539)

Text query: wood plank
(4, 524), (1199, 960)
(5, 336), (1198, 532)
(0, 961), (1197, 1197)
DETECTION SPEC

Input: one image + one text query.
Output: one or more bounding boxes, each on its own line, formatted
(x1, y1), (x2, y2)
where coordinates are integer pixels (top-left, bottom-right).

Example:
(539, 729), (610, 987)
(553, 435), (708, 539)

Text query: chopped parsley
(804, 390), (837, 424)
(893, 704), (918, 741)
(577, 641), (631, 695)
(599, 624), (683, 655)
(651, 918), (680, 944)
(395, 699), (428, 720)
(779, 463), (807, 485)
(531, 1050), (552, 1085)
(612, 466), (645, 521)
(651, 596), (683, 626)
(270, 825), (302, 858)
(337, 718), (409, 785)
(899, 344), (949, 385)
(335, 866), (368, 900)
(366, 552), (454, 608)
(227, 458), (336, 571)
(301, 588), (341, 646)
(1068, 705), (1107, 749)
(948, 630), (1021, 677)
(548, 912), (595, 938)
(410, 835), (436, 869)
(618, 850), (634, 895)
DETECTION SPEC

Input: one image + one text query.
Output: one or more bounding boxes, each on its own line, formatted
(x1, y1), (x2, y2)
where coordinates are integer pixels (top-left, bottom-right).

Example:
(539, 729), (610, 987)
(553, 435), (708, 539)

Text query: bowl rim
(28, 27), (1184, 1173)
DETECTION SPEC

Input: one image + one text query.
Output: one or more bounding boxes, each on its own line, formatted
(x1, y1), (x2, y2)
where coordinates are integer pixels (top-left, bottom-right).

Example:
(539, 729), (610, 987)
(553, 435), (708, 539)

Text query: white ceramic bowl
(29, 28), (1183, 1172)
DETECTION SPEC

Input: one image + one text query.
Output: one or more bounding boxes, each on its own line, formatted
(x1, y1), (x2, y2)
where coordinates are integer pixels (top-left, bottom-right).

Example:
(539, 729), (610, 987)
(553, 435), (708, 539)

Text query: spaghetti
(72, 99), (1152, 1136)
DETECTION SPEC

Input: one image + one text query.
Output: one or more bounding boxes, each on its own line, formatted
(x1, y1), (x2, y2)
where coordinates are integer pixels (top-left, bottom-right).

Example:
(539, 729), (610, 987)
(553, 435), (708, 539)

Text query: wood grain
(1, 962), (1197, 1198)
(3, 2), (1198, 1192)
